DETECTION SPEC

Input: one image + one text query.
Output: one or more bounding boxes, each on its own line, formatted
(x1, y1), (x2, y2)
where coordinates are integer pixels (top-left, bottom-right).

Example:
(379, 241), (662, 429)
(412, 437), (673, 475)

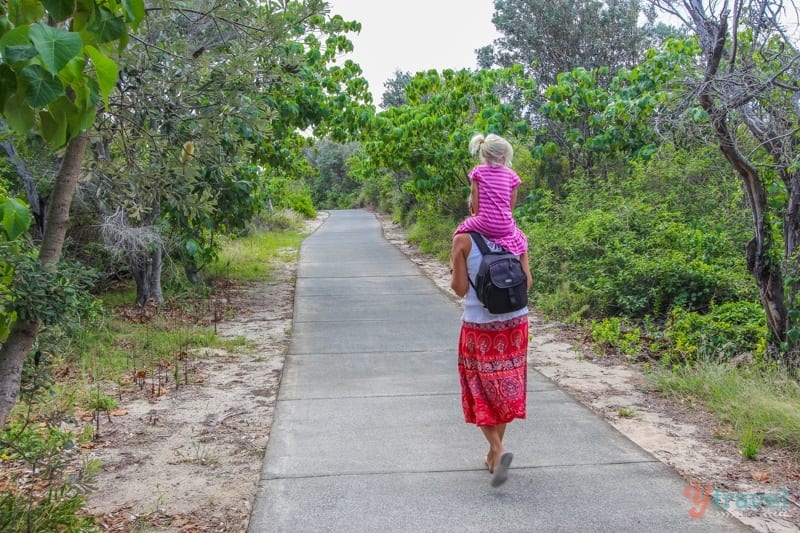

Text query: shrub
(518, 144), (755, 321)
(664, 301), (766, 364)
(0, 418), (98, 532)
(407, 207), (459, 262)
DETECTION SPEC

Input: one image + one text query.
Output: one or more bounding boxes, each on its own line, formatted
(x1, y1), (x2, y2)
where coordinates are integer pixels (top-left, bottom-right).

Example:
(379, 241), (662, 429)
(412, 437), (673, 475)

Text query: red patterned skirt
(458, 315), (528, 426)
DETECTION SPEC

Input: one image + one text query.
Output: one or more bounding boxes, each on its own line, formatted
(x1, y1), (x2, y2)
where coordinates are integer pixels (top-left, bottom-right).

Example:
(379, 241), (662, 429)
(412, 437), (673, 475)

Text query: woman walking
(450, 231), (532, 487)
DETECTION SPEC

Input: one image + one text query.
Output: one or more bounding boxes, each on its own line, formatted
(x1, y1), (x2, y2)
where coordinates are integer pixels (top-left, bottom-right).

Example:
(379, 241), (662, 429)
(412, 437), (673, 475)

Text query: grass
(739, 426), (764, 459)
(205, 230), (303, 282)
(650, 361), (800, 453)
(23, 225), (309, 405)
(74, 317), (243, 382)
(5, 211), (311, 531)
(68, 226), (308, 387)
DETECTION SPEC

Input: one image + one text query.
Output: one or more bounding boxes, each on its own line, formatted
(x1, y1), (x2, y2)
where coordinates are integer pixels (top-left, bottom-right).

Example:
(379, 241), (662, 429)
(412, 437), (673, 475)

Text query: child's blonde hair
(469, 133), (513, 167)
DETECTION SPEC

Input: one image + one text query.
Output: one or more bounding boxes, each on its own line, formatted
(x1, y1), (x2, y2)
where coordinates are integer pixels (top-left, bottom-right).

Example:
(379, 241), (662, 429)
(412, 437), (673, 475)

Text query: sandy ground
(81, 211), (799, 532)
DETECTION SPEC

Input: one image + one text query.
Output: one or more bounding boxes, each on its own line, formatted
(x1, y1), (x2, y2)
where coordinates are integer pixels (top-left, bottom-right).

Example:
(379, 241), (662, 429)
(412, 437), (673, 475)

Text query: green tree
(360, 67), (534, 221)
(380, 70), (411, 109)
(651, 0), (800, 369)
(533, 39), (697, 174)
(92, 1), (369, 304)
(0, 0), (144, 427)
(306, 139), (360, 208)
(480, 0), (661, 86)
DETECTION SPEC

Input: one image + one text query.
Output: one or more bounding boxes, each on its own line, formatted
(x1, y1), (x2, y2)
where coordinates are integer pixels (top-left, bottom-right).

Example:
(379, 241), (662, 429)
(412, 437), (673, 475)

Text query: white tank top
(462, 234), (529, 324)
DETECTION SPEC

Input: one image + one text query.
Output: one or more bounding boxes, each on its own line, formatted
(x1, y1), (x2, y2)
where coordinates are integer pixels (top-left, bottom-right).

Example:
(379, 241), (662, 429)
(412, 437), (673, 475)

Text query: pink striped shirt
(455, 164), (528, 255)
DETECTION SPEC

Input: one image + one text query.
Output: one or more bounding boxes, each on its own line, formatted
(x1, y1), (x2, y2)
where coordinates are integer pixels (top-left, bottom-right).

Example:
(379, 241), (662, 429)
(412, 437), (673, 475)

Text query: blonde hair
(469, 133), (513, 167)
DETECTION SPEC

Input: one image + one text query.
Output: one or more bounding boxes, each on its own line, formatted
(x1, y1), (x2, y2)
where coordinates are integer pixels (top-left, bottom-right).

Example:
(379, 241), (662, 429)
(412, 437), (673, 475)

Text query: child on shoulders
(454, 133), (528, 255)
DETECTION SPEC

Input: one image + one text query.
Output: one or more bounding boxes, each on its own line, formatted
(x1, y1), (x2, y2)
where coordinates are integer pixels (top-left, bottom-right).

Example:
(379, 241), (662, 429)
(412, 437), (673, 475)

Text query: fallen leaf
(752, 471), (772, 483)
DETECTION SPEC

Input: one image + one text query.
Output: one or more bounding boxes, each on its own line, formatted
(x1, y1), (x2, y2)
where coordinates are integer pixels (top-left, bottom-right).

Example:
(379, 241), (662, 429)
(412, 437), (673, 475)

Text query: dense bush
(518, 144), (757, 321)
(664, 301), (767, 364)
(407, 206), (460, 262)
(264, 176), (316, 219)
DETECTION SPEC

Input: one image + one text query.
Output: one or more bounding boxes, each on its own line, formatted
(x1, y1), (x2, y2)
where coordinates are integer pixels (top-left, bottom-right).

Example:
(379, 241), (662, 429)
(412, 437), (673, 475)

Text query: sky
(326, 0), (500, 104)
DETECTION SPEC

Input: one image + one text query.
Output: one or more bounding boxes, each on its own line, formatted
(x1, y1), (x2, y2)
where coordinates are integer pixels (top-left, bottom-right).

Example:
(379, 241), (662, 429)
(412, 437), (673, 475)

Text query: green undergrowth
(205, 229), (304, 282)
(650, 361), (800, 456)
(2, 224), (310, 531)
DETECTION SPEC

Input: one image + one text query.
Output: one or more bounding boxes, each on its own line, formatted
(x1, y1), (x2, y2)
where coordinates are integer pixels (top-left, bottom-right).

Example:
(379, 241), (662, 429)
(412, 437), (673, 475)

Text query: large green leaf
(87, 7), (124, 43)
(44, 94), (94, 144)
(39, 105), (67, 147)
(85, 45), (118, 106)
(63, 87), (96, 136)
(28, 23), (83, 74)
(0, 25), (31, 55)
(43, 0), (77, 22)
(72, 75), (99, 113)
(20, 64), (64, 107)
(3, 90), (34, 132)
(0, 65), (17, 110)
(4, 44), (37, 64)
(59, 55), (87, 86)
(0, 197), (32, 241)
(123, 0), (145, 29)
(9, 0), (45, 26)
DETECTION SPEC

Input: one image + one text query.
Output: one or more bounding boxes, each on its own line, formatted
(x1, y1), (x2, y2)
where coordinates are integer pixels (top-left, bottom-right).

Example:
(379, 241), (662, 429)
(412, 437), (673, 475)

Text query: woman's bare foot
(485, 446), (506, 474)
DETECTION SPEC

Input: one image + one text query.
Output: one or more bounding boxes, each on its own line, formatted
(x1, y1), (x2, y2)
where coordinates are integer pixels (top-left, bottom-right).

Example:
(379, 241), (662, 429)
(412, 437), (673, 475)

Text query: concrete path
(248, 210), (746, 532)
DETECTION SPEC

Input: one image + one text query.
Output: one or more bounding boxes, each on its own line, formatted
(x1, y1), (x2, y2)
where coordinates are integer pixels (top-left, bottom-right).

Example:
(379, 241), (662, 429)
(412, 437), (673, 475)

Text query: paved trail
(248, 210), (745, 532)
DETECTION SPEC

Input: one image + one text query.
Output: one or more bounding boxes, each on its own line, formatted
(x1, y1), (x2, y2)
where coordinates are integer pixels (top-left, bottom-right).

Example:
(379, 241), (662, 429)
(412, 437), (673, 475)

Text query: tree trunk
(185, 262), (201, 285)
(149, 246), (164, 305)
(0, 139), (45, 237)
(131, 256), (153, 308)
(693, 7), (789, 359)
(131, 247), (165, 308)
(0, 133), (88, 428)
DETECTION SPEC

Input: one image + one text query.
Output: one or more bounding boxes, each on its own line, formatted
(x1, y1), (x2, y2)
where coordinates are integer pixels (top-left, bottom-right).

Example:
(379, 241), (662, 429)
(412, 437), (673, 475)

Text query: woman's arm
(450, 233), (471, 297)
(519, 251), (533, 291)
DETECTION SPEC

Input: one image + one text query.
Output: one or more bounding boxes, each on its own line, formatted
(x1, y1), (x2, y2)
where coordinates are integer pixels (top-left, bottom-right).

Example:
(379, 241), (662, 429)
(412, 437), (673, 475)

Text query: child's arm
(510, 187), (518, 211)
(469, 181), (479, 215)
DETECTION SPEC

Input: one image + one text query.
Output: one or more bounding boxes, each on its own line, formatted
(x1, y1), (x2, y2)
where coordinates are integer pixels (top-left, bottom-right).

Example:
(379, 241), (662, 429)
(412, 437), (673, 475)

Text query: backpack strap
(468, 231), (491, 256)
(467, 232), (490, 292)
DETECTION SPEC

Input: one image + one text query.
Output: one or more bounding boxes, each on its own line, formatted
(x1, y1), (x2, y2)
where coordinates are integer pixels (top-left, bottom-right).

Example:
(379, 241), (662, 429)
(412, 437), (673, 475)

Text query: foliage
(590, 317), (642, 360)
(651, 361), (800, 451)
(0, 0), (143, 147)
(86, 1), (364, 298)
(0, 418), (97, 532)
(647, 0), (800, 367)
(739, 425), (764, 460)
(664, 302), (766, 364)
(406, 206), (460, 262)
(519, 143), (755, 320)
(305, 139), (360, 209)
(358, 66), (534, 230)
(264, 175), (317, 219)
(205, 229), (304, 282)
(534, 38), (701, 175)
(4, 254), (98, 326)
(0, 482), (96, 532)
(481, 0), (662, 86)
(380, 70), (411, 109)
(0, 195), (31, 341)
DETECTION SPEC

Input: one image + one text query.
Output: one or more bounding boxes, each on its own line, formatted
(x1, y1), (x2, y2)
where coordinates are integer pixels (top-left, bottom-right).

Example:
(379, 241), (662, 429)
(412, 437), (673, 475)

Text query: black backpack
(468, 232), (528, 314)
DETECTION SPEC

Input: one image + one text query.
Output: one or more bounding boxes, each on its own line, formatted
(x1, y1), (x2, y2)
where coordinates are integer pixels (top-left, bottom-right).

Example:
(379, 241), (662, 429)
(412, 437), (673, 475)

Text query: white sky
(326, 0), (500, 104)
